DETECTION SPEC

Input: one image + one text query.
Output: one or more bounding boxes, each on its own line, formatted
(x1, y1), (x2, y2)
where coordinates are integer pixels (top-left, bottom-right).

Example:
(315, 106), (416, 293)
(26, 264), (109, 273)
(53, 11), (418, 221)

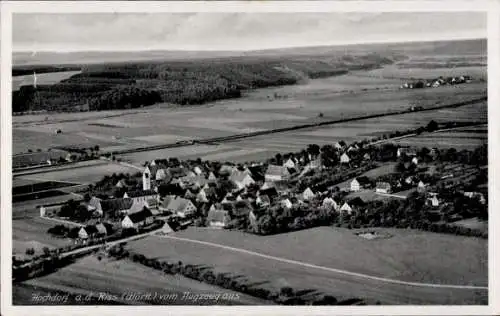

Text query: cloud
(13, 12), (486, 51)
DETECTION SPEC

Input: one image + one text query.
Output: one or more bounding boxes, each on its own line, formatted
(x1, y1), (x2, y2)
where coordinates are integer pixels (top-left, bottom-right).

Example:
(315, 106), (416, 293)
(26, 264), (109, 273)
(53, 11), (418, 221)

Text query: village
(36, 133), (488, 247)
(399, 74), (474, 90)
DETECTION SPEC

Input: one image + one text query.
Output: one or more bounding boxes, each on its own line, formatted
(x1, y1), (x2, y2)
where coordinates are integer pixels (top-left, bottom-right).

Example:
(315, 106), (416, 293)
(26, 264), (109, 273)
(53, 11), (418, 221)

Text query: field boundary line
(155, 234), (488, 290)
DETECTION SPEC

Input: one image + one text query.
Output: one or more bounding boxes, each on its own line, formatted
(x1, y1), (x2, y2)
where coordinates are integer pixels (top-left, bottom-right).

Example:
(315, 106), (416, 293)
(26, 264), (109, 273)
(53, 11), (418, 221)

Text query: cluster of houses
(400, 75), (472, 90)
(58, 140), (368, 232)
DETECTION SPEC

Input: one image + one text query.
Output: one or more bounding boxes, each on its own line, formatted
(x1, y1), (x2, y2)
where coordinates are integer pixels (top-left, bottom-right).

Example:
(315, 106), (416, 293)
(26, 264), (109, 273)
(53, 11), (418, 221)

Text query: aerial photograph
(10, 12), (487, 306)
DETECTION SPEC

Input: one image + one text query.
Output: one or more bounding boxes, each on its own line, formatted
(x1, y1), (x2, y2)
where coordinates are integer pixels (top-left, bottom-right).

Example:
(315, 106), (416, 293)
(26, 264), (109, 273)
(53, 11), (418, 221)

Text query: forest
(12, 53), (395, 112)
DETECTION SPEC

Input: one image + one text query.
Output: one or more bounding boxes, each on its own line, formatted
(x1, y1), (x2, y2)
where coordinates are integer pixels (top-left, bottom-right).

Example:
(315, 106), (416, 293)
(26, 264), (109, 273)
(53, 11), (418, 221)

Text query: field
(393, 124), (488, 150)
(12, 216), (75, 256)
(12, 71), (82, 91)
(13, 67), (486, 158)
(15, 255), (270, 305)
(126, 227), (487, 305)
(14, 162), (140, 184)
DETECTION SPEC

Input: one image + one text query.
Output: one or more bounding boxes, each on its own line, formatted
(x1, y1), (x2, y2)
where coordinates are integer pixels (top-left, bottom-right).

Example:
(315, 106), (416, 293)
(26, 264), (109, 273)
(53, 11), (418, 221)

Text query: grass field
(16, 255), (270, 305)
(14, 162), (140, 184)
(393, 124), (487, 150)
(12, 217), (75, 255)
(12, 71), (82, 91)
(13, 68), (487, 156)
(125, 227), (487, 305)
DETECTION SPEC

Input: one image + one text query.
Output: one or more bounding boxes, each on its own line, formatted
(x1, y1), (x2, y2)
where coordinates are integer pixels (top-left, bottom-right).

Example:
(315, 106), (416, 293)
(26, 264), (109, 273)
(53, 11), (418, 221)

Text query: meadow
(12, 71), (487, 162)
(12, 70), (82, 91)
(16, 255), (270, 305)
(126, 227), (487, 305)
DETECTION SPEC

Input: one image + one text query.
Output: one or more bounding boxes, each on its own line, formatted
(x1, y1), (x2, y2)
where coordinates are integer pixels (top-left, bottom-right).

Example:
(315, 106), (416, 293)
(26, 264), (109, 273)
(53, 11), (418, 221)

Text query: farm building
(78, 223), (108, 240)
(83, 196), (103, 216)
(412, 157), (419, 165)
(159, 196), (197, 217)
(322, 197), (338, 210)
(256, 195), (271, 207)
(229, 172), (255, 190)
(397, 147), (417, 158)
(123, 189), (158, 203)
(265, 164), (291, 182)
(208, 172), (217, 182)
(363, 153), (371, 160)
(219, 164), (238, 175)
(196, 189), (209, 203)
(206, 209), (231, 228)
(334, 141), (346, 150)
(417, 181), (427, 192)
(193, 166), (203, 175)
(281, 198), (293, 209)
(121, 208), (154, 230)
(115, 179), (127, 188)
(340, 202), (353, 215)
(376, 182), (392, 194)
(350, 176), (371, 192)
(302, 187), (315, 201)
(13, 149), (69, 169)
(428, 195), (440, 207)
(283, 158), (296, 169)
(340, 153), (350, 164)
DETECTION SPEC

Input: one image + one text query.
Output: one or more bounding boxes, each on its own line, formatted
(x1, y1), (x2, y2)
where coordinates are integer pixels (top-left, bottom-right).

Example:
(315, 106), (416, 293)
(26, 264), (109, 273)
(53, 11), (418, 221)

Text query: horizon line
(13, 37), (486, 54)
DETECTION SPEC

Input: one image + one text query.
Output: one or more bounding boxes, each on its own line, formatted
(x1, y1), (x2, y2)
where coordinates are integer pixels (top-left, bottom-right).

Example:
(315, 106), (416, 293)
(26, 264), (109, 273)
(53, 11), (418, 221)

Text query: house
(322, 197), (338, 210)
(193, 166), (203, 175)
(196, 189), (209, 203)
(121, 208), (154, 230)
(265, 165), (291, 182)
(123, 189), (158, 203)
(219, 164), (237, 175)
(283, 158), (296, 169)
(340, 153), (350, 164)
(334, 141), (346, 151)
(417, 181), (427, 192)
(428, 195), (440, 207)
(363, 153), (371, 160)
(83, 196), (103, 216)
(376, 182), (392, 194)
(229, 172), (255, 190)
(208, 172), (217, 182)
(78, 225), (99, 240)
(411, 157), (419, 165)
(184, 189), (196, 200)
(302, 187), (315, 201)
(206, 209), (231, 228)
(432, 80), (440, 88)
(350, 177), (371, 192)
(159, 196), (197, 218)
(115, 179), (126, 188)
(281, 198), (293, 209)
(340, 202), (353, 215)
(155, 168), (171, 182)
(95, 223), (108, 236)
(256, 195), (271, 207)
(397, 147), (417, 157)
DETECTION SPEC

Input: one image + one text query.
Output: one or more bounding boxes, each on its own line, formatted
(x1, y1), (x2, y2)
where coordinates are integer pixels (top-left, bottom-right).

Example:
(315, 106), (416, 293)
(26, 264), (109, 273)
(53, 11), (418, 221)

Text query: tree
(275, 153), (283, 166)
(426, 120), (439, 132)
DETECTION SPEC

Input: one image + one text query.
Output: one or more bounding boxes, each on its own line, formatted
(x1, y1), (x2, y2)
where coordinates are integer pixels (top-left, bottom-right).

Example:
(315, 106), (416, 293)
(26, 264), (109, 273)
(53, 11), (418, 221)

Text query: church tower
(142, 166), (151, 191)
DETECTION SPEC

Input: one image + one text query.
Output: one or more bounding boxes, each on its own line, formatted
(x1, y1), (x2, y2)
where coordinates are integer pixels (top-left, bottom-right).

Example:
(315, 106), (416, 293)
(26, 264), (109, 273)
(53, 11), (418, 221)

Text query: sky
(13, 12), (486, 52)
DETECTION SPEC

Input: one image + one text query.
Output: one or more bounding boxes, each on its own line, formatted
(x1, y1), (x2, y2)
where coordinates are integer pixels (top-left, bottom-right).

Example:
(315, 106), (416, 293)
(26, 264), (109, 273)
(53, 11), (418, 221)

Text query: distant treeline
(12, 53), (395, 112)
(12, 66), (81, 77)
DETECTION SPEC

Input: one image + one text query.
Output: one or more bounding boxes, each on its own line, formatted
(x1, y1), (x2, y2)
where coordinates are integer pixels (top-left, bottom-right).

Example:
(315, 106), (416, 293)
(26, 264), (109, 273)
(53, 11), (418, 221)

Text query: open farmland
(12, 67), (486, 156)
(12, 217), (76, 255)
(14, 162), (140, 184)
(15, 255), (270, 305)
(12, 70), (82, 91)
(126, 227), (487, 305)
(392, 124), (487, 150)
